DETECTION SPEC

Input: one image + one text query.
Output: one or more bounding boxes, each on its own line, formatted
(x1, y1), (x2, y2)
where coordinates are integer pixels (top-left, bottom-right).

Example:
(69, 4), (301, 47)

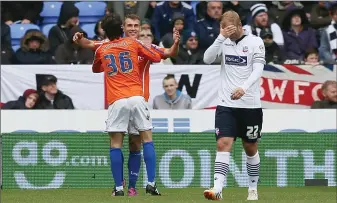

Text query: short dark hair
(304, 48), (318, 59)
(164, 74), (175, 81)
(330, 3), (337, 15)
(124, 14), (140, 23)
(101, 13), (123, 40)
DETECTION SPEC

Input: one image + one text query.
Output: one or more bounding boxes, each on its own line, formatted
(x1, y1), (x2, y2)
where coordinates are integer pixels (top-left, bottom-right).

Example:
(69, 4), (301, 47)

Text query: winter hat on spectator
(282, 8), (309, 31)
(260, 28), (273, 39)
(183, 29), (198, 44)
(250, 3), (268, 19)
(23, 89), (38, 99)
(57, 2), (79, 26)
(172, 12), (185, 24)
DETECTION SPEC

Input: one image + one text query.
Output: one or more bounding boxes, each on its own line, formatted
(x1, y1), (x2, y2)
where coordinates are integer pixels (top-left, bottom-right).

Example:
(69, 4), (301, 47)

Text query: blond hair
(220, 10), (241, 27)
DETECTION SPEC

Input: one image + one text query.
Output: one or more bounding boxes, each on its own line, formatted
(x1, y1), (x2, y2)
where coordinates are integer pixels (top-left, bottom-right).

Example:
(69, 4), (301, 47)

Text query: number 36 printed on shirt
(104, 51), (133, 76)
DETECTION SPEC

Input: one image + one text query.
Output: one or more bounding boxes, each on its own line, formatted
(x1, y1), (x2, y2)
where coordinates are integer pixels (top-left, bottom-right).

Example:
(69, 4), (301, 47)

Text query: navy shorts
(215, 105), (263, 142)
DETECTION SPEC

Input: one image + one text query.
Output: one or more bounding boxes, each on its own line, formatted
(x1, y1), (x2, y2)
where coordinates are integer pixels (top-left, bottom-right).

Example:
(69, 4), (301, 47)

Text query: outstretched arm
(73, 32), (102, 50)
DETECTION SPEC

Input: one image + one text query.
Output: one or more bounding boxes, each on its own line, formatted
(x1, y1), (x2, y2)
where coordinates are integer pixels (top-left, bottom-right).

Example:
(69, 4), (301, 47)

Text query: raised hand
(172, 28), (181, 44)
(73, 32), (84, 44)
(220, 25), (236, 38)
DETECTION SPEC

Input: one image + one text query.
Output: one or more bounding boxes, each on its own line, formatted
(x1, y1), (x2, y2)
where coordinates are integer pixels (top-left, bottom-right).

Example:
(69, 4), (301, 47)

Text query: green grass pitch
(2, 187), (336, 203)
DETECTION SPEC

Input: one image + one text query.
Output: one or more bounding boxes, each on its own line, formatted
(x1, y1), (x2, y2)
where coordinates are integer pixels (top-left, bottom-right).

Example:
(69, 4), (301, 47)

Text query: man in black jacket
(36, 75), (75, 109)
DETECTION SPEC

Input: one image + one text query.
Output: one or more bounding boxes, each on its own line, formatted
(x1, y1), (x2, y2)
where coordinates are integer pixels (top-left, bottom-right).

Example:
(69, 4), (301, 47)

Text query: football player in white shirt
(203, 10), (265, 201)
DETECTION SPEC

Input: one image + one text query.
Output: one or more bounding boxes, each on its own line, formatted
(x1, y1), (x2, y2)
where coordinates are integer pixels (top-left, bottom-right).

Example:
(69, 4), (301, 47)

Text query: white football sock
(214, 152), (230, 193)
(246, 151), (260, 190)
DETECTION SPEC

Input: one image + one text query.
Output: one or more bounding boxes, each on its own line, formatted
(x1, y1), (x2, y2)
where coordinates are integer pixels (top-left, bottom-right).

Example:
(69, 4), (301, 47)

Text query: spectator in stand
(93, 19), (106, 41)
(195, 1), (222, 51)
(268, 1), (304, 28)
(1, 22), (15, 64)
(260, 28), (283, 64)
(1, 2), (43, 25)
(282, 8), (318, 61)
(310, 2), (332, 30)
(243, 3), (284, 47)
(223, 1), (254, 25)
(2, 89), (39, 110)
(151, 1), (194, 41)
(36, 75), (75, 109)
(138, 28), (154, 47)
(48, 2), (79, 55)
(141, 19), (152, 31)
(55, 26), (93, 64)
(319, 3), (337, 64)
(153, 74), (192, 109)
(160, 12), (184, 48)
(304, 48), (320, 65)
(311, 80), (337, 109)
(106, 1), (150, 21)
(174, 29), (204, 65)
(14, 29), (54, 64)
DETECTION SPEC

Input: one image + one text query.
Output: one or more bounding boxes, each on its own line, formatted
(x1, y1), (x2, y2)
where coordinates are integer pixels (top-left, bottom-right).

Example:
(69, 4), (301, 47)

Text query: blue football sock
(143, 142), (156, 183)
(121, 152), (124, 182)
(128, 151), (141, 188)
(110, 148), (123, 188)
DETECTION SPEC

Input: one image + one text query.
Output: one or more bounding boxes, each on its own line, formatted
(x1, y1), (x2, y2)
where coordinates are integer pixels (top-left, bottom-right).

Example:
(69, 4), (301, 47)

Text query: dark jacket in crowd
(195, 13), (220, 51)
(282, 9), (318, 60)
(48, 2), (79, 55)
(310, 3), (332, 29)
(1, 22), (14, 64)
(152, 1), (195, 40)
(55, 26), (94, 64)
(1, 2), (43, 24)
(311, 100), (337, 109)
(36, 91), (75, 109)
(3, 96), (28, 109)
(14, 30), (54, 64)
(265, 42), (284, 64)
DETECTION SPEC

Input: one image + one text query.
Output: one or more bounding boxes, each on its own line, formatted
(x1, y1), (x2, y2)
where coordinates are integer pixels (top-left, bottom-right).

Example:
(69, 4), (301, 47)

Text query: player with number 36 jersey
(92, 37), (161, 105)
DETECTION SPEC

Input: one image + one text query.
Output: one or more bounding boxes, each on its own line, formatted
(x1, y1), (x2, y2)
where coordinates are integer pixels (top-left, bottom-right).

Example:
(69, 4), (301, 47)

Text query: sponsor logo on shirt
(225, 55), (247, 66)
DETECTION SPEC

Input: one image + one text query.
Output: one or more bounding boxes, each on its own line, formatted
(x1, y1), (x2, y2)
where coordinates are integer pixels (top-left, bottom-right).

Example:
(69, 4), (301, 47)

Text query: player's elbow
(203, 56), (214, 64)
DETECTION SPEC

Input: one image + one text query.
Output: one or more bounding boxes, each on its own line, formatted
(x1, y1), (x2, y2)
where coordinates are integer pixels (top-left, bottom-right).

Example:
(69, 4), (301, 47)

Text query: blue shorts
(215, 105), (263, 143)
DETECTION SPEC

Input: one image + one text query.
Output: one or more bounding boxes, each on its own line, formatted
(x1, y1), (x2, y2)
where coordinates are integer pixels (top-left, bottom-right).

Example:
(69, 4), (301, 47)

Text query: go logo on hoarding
(12, 140), (67, 189)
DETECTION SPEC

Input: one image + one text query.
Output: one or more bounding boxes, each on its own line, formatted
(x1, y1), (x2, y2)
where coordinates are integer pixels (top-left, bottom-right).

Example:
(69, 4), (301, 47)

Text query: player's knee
(129, 136), (141, 152)
(109, 132), (124, 148)
(242, 141), (258, 156)
(216, 137), (233, 152)
(139, 130), (153, 143)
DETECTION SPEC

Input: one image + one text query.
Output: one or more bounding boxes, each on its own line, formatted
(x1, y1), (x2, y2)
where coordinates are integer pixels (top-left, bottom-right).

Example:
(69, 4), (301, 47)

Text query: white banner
(1, 65), (336, 109)
(1, 110), (336, 133)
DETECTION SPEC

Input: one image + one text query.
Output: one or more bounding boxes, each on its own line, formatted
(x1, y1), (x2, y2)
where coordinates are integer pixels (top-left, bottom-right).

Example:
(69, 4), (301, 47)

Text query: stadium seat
(81, 23), (96, 39)
(40, 2), (63, 24)
(75, 2), (106, 23)
(41, 24), (55, 36)
(12, 45), (20, 52)
(10, 24), (41, 46)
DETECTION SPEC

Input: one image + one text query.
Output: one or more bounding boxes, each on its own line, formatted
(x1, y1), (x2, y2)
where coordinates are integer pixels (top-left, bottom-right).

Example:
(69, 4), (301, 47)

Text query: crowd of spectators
(1, 1), (336, 110)
(1, 1), (337, 65)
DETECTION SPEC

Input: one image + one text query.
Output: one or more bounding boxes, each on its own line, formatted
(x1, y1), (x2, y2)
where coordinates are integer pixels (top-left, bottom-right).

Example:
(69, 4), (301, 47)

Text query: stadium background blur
(1, 1), (336, 203)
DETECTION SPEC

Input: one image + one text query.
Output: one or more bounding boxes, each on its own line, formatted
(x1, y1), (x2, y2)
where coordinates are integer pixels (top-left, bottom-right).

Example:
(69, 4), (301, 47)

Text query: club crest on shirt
(259, 45), (265, 52)
(243, 46), (248, 52)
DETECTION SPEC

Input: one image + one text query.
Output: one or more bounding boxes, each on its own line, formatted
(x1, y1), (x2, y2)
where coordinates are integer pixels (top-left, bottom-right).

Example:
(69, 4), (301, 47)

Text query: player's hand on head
(73, 32), (83, 43)
(220, 25), (236, 38)
(231, 87), (245, 100)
